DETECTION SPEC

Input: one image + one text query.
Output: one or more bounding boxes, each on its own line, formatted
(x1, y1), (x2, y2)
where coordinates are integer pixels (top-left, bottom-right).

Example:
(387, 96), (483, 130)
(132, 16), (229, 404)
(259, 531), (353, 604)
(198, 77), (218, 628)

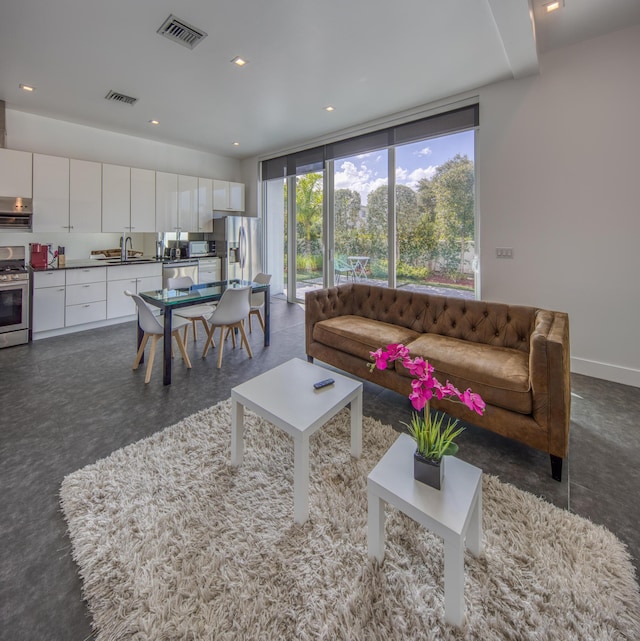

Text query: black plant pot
(413, 451), (444, 489)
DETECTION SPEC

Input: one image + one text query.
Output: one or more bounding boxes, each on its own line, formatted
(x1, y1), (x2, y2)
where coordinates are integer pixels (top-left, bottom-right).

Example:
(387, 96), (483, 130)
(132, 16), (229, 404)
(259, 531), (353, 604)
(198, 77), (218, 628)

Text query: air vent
(105, 90), (138, 106)
(157, 14), (207, 49)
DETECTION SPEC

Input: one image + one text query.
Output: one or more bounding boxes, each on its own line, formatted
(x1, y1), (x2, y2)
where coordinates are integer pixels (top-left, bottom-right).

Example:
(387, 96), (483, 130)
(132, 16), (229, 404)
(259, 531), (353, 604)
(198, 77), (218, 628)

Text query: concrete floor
(1, 297), (638, 640)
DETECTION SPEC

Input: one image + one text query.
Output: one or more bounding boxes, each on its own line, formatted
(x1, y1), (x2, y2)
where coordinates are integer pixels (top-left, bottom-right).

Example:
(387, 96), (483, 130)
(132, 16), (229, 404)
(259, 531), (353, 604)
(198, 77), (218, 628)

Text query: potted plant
(369, 343), (486, 489)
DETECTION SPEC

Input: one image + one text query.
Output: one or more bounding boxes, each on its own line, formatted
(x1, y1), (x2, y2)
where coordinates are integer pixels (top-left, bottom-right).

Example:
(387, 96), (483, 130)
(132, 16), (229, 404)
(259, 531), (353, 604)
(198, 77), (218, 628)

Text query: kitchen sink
(105, 257), (158, 264)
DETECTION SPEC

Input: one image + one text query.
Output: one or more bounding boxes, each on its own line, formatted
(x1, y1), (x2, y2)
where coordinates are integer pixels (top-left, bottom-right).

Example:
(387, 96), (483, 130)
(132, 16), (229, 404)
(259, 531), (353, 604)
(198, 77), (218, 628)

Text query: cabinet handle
(58, 288), (65, 292)
(83, 284), (91, 288)
(84, 304), (90, 308)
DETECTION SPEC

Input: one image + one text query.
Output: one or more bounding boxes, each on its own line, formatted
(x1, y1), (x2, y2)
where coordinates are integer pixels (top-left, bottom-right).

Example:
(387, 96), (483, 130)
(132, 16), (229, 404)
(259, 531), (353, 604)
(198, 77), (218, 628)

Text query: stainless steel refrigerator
(212, 215), (262, 281)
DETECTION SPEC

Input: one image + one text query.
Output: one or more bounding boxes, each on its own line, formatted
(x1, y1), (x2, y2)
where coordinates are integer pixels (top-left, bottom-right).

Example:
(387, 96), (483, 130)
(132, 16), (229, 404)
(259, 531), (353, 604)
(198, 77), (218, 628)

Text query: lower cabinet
(65, 267), (107, 327)
(33, 270), (66, 333)
(106, 263), (162, 319)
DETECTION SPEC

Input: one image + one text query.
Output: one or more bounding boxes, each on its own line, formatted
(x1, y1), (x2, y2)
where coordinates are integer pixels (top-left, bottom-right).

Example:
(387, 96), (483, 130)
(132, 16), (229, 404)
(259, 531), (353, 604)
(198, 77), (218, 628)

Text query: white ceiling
(1, 0), (639, 160)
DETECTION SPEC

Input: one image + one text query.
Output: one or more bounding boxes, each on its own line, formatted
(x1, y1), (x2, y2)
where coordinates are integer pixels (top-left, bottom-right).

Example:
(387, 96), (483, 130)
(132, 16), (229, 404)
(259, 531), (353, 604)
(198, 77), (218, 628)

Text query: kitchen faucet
(120, 233), (133, 261)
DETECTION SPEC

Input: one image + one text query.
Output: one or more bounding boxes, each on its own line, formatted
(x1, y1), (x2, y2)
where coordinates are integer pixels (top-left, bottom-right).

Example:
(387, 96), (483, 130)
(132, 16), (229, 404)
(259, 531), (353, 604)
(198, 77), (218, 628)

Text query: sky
(333, 130), (474, 205)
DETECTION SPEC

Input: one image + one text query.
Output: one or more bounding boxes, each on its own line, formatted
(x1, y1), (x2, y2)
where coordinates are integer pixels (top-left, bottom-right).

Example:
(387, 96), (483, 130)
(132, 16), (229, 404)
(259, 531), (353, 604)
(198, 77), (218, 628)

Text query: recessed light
(232, 142), (240, 146)
(325, 106), (335, 112)
(544, 1), (561, 13)
(149, 120), (160, 125)
(19, 84), (35, 92)
(231, 56), (248, 67)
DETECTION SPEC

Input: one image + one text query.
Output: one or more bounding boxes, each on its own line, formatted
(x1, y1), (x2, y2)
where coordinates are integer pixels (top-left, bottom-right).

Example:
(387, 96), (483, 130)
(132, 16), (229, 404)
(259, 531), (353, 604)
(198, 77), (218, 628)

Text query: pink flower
(461, 388), (486, 414)
(369, 343), (485, 416)
(370, 348), (390, 370)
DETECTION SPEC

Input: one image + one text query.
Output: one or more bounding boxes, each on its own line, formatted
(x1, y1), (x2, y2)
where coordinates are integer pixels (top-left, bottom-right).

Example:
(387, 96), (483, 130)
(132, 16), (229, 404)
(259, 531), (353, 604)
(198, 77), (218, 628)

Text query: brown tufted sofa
(305, 283), (571, 481)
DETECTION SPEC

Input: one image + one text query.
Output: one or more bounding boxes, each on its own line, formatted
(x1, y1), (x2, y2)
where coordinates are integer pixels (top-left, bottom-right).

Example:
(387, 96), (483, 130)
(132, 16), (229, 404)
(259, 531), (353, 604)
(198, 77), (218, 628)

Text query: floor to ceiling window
(333, 150), (388, 287)
(394, 130), (475, 298)
(261, 104), (478, 303)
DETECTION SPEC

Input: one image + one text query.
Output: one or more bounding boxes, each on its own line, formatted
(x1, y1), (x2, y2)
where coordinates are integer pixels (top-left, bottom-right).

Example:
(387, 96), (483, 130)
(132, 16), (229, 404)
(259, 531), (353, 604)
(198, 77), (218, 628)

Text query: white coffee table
(367, 433), (483, 626)
(230, 358), (363, 524)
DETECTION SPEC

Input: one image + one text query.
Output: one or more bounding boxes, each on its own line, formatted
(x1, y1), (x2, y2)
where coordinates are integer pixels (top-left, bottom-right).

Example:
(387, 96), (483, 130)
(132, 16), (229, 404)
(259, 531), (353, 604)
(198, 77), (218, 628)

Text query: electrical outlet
(496, 247), (514, 259)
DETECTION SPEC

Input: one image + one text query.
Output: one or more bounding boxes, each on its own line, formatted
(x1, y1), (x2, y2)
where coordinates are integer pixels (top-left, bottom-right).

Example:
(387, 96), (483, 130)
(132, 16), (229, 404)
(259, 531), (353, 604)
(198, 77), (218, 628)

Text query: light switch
(496, 247), (514, 259)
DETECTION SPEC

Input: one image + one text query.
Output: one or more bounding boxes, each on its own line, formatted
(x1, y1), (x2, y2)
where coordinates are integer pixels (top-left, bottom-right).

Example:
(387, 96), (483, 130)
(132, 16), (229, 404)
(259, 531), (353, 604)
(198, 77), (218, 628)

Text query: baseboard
(571, 356), (640, 389)
(32, 315), (136, 341)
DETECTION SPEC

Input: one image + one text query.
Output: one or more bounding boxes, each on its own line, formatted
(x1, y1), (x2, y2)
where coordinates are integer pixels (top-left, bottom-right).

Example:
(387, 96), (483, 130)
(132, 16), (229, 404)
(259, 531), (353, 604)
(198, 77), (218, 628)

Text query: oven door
(0, 279), (29, 334)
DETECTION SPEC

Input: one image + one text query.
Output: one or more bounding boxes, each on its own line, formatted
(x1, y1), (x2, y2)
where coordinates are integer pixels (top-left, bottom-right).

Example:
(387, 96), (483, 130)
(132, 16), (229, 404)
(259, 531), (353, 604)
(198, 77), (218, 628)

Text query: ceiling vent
(105, 90), (138, 106)
(157, 14), (207, 49)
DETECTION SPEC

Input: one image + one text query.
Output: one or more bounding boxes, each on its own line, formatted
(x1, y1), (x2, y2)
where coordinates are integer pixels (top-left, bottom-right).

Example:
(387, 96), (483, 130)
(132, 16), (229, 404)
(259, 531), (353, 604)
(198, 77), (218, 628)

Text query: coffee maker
(29, 243), (49, 269)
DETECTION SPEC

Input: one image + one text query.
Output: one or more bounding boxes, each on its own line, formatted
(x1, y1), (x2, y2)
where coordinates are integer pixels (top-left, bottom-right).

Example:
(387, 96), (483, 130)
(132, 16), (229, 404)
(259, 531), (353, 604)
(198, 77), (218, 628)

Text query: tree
(295, 172), (323, 258)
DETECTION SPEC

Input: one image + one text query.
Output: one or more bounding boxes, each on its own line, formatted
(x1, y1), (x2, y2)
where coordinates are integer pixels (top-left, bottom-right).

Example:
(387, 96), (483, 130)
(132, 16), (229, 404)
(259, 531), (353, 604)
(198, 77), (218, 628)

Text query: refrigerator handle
(239, 225), (247, 270)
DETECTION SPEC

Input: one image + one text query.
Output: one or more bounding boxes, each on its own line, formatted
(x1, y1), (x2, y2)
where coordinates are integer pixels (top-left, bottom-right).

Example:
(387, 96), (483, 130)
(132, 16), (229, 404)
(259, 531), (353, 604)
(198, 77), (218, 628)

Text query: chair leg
(216, 325), (227, 368)
(182, 325), (189, 349)
(256, 310), (265, 333)
(199, 317), (210, 340)
(248, 312), (252, 333)
(202, 325), (217, 358)
(133, 333), (150, 370)
(191, 318), (198, 342)
(173, 329), (192, 369)
(145, 335), (160, 383)
(237, 321), (253, 359)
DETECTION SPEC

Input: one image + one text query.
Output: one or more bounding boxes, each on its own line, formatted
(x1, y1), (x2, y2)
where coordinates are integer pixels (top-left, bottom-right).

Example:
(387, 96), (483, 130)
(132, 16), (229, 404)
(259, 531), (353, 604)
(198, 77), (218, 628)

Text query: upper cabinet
(32, 154), (70, 232)
(178, 175), (198, 232)
(197, 177), (213, 232)
(213, 180), (245, 212)
(130, 168), (156, 232)
(70, 159), (101, 233)
(102, 163), (131, 233)
(0, 149), (32, 197)
(156, 171), (179, 232)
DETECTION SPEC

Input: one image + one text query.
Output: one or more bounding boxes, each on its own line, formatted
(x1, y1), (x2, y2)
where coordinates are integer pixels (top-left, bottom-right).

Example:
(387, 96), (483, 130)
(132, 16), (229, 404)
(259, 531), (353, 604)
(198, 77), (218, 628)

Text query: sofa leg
(307, 355), (314, 363)
(550, 455), (563, 482)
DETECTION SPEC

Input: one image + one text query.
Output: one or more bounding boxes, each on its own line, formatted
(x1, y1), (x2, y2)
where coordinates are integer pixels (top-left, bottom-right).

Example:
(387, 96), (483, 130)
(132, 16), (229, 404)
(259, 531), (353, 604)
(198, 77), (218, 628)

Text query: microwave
(188, 241), (210, 257)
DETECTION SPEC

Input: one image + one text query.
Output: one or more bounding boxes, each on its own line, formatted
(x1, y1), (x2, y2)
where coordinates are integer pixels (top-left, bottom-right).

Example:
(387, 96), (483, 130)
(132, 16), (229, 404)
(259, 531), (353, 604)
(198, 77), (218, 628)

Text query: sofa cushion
(313, 316), (421, 362)
(403, 334), (532, 415)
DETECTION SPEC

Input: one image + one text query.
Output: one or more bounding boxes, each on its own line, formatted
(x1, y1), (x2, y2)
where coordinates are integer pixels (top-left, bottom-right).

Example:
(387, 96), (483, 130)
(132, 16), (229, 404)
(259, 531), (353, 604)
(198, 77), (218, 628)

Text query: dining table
(139, 278), (270, 385)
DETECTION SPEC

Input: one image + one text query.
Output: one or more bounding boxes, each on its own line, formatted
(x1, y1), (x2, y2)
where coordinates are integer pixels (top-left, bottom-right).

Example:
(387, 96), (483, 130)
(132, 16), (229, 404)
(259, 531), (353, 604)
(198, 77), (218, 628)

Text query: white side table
(367, 434), (483, 626)
(231, 358), (363, 524)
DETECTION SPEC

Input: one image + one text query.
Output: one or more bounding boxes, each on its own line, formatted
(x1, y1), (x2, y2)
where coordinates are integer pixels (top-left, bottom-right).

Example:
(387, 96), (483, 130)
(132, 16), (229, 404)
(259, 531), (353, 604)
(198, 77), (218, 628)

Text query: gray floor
(1, 298), (639, 641)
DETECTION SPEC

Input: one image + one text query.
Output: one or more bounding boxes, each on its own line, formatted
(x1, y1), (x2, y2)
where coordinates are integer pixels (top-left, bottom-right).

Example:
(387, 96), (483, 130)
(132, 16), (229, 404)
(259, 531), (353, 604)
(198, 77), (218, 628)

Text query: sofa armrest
(529, 310), (571, 457)
(305, 284), (355, 355)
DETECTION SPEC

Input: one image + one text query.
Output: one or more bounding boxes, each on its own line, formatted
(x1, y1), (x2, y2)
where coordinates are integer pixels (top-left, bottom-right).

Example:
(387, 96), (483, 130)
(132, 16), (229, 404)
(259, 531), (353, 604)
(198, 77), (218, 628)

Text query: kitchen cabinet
(0, 149), (32, 197)
(102, 163), (131, 233)
(65, 267), (107, 326)
(155, 171), (179, 232)
(213, 180), (245, 212)
(32, 154), (70, 232)
(197, 177), (213, 232)
(130, 168), (156, 232)
(32, 270), (66, 333)
(106, 263), (162, 319)
(70, 159), (101, 233)
(178, 174), (198, 232)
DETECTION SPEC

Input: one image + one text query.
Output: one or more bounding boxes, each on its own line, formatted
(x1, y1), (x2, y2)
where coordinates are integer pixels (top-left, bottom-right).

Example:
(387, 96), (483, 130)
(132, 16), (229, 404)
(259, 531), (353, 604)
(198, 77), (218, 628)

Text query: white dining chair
(167, 276), (216, 347)
(247, 272), (271, 334)
(201, 286), (253, 368)
(125, 290), (192, 383)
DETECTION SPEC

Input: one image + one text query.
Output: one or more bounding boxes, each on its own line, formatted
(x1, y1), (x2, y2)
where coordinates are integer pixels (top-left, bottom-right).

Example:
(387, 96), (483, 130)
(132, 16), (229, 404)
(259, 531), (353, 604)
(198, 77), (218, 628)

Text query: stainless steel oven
(0, 246), (30, 348)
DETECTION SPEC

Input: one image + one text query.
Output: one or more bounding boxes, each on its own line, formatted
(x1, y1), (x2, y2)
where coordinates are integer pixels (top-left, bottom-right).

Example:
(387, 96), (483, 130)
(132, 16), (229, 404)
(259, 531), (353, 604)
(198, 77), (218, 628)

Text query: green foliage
(404, 411), (465, 461)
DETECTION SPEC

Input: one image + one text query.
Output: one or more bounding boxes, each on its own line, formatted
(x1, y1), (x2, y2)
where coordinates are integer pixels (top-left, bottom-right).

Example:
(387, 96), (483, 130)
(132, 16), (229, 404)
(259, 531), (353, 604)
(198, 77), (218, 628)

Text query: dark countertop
(30, 255), (219, 271)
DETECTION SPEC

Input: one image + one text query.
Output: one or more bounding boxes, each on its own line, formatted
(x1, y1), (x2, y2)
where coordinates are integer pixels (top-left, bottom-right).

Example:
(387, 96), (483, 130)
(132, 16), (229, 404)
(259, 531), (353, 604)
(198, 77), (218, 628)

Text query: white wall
(477, 24), (640, 386)
(243, 24), (640, 387)
(5, 110), (241, 179)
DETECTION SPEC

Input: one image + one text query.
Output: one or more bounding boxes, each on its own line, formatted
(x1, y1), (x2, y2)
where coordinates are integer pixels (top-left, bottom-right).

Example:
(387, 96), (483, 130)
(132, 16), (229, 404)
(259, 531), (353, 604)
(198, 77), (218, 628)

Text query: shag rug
(60, 400), (640, 641)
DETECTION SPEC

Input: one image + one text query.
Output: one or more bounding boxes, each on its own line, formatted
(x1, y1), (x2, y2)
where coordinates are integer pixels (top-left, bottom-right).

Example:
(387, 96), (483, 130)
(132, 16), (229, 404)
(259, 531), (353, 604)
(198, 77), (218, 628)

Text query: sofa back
(346, 283), (537, 353)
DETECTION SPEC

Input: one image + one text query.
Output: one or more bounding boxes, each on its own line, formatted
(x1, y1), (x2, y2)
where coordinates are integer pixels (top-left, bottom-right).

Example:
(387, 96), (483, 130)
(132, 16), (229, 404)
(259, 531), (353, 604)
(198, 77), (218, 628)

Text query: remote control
(313, 378), (335, 389)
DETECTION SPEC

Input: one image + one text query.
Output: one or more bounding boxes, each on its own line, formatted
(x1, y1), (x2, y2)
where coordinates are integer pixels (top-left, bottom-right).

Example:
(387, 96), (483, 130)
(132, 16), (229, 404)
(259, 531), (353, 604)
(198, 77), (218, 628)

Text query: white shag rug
(60, 400), (640, 641)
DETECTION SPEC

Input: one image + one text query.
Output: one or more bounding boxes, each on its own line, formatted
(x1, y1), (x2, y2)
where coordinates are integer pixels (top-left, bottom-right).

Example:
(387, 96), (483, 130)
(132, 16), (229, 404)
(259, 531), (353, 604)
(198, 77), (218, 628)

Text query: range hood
(0, 197), (33, 231)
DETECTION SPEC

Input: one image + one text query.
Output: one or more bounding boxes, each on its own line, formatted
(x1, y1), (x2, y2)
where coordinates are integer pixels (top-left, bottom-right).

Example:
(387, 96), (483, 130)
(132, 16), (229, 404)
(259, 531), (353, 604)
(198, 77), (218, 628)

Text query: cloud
(334, 160), (388, 204)
(416, 146), (432, 157)
(396, 165), (437, 189)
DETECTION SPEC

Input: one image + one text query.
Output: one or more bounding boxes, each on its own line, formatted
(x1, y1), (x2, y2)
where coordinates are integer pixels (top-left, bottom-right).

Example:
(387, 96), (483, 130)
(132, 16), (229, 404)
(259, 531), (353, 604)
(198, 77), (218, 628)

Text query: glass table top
(139, 279), (267, 308)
